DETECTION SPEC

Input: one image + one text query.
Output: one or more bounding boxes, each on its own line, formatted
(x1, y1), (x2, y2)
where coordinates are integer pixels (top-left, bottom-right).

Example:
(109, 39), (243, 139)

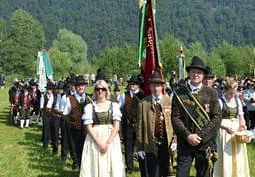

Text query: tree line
(0, 9), (254, 83)
(0, 0), (254, 58)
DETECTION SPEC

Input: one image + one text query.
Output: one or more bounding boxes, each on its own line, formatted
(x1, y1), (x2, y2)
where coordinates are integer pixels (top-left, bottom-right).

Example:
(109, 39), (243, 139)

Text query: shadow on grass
(18, 131), (79, 177)
(0, 106), (15, 127)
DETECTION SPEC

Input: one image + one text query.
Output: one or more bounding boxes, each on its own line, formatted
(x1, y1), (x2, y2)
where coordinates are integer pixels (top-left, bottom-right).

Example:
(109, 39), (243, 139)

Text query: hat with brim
(127, 76), (141, 85)
(96, 71), (106, 82)
(186, 56), (208, 74)
(204, 66), (214, 78)
(148, 72), (165, 84)
(45, 82), (55, 89)
(75, 75), (88, 86)
(69, 75), (77, 84)
(56, 81), (65, 89)
(30, 81), (38, 86)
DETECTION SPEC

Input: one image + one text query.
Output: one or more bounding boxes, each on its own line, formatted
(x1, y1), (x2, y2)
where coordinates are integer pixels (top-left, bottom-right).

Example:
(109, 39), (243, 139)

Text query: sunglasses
(95, 87), (107, 92)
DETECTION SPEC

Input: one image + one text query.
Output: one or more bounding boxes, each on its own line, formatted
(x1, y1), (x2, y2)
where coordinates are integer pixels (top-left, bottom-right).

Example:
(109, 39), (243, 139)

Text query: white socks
(20, 120), (25, 129)
(25, 119), (29, 128)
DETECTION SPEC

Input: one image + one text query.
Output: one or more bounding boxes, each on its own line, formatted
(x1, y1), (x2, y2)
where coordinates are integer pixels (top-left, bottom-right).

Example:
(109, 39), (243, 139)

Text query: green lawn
(0, 88), (254, 177)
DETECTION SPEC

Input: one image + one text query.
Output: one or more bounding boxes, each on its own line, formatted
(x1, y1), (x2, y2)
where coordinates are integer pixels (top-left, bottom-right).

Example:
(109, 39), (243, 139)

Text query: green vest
(92, 103), (113, 125)
(220, 96), (238, 119)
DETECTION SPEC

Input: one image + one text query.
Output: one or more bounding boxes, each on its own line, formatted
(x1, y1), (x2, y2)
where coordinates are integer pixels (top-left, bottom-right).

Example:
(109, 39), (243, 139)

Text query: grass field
(0, 87), (254, 177)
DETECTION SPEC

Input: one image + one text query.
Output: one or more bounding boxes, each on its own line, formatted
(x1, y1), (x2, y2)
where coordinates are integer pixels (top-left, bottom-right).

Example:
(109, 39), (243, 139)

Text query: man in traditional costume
(171, 56), (222, 177)
(63, 75), (92, 169)
(119, 75), (145, 174)
(137, 72), (173, 177)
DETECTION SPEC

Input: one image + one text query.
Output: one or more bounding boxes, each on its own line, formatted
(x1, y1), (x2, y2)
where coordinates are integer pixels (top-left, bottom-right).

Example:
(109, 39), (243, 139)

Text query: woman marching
(79, 80), (125, 177)
(213, 77), (250, 177)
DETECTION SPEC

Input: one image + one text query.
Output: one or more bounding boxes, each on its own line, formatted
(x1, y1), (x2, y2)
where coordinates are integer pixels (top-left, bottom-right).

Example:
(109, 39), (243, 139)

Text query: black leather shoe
(72, 163), (79, 170)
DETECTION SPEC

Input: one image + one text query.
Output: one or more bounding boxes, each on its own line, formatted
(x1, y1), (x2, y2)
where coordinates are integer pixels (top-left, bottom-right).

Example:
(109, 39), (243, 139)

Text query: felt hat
(148, 72), (165, 84)
(95, 68), (106, 82)
(186, 56), (208, 74)
(127, 76), (141, 85)
(56, 81), (65, 89)
(45, 82), (55, 89)
(205, 66), (214, 78)
(29, 78), (38, 86)
(75, 75), (88, 86)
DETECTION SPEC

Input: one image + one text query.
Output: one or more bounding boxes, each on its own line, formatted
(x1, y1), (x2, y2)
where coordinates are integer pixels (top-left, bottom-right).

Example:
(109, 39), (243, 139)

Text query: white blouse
(218, 94), (244, 117)
(82, 101), (122, 125)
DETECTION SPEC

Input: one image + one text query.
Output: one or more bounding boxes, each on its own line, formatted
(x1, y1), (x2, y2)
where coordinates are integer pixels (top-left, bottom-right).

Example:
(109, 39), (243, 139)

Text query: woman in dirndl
(213, 77), (250, 177)
(79, 80), (125, 177)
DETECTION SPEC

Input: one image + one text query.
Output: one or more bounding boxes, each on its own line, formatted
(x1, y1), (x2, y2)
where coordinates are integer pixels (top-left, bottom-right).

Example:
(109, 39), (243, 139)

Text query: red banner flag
(139, 0), (163, 96)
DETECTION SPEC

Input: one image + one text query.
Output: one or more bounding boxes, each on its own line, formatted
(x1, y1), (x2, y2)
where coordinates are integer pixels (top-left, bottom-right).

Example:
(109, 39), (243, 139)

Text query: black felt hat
(114, 84), (120, 92)
(56, 81), (65, 89)
(69, 74), (77, 84)
(95, 71), (106, 81)
(75, 75), (88, 86)
(29, 78), (38, 86)
(205, 66), (214, 78)
(127, 76), (141, 85)
(45, 82), (55, 89)
(148, 72), (165, 84)
(186, 56), (208, 74)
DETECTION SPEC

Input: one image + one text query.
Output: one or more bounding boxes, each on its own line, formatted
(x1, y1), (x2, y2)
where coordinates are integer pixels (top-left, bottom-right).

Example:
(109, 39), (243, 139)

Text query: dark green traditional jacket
(171, 85), (222, 151)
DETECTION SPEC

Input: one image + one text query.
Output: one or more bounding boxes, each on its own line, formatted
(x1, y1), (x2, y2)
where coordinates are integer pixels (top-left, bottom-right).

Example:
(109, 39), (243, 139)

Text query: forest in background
(0, 0), (254, 81)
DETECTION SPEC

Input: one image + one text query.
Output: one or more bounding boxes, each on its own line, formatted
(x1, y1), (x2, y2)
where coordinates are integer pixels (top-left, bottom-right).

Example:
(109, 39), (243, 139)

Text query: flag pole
(138, 0), (147, 67)
(179, 46), (185, 80)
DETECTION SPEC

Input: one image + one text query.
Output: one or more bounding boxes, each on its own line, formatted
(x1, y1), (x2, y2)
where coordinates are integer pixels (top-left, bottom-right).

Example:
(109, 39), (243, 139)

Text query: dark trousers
(123, 122), (136, 171)
(176, 146), (209, 177)
(248, 110), (255, 129)
(69, 127), (83, 166)
(138, 153), (146, 177)
(60, 118), (69, 160)
(145, 143), (169, 177)
(50, 116), (60, 153)
(42, 115), (60, 153)
(42, 115), (51, 148)
(30, 106), (40, 116)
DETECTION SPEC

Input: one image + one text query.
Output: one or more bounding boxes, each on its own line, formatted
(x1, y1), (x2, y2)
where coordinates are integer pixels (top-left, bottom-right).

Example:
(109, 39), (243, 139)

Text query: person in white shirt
(63, 75), (91, 169)
(119, 76), (145, 174)
(79, 80), (125, 177)
(55, 81), (69, 163)
(242, 80), (255, 130)
(40, 82), (58, 155)
(214, 77), (249, 177)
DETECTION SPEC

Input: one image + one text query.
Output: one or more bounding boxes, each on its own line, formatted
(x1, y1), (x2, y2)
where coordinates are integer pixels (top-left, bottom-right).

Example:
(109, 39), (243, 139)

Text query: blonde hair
(223, 77), (238, 91)
(94, 80), (110, 100)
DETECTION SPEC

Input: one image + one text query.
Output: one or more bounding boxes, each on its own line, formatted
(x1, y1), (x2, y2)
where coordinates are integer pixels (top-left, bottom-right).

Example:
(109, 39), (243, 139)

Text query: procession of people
(7, 57), (254, 177)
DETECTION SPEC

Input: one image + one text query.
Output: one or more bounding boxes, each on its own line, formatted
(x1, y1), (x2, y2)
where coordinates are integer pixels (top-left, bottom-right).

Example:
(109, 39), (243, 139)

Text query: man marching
(171, 56), (222, 177)
(54, 80), (69, 163)
(29, 78), (41, 126)
(9, 79), (21, 125)
(136, 72), (173, 177)
(40, 81), (58, 155)
(63, 75), (92, 169)
(119, 75), (145, 174)
(19, 84), (32, 128)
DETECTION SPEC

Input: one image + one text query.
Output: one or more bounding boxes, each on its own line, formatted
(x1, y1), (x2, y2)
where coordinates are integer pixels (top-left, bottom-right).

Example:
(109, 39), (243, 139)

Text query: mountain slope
(0, 0), (254, 58)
